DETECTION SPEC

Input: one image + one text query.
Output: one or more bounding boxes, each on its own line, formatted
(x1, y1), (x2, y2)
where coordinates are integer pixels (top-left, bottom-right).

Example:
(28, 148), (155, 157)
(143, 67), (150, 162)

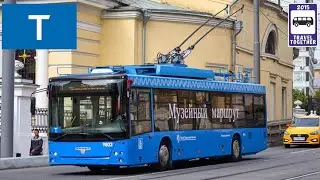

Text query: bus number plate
(293, 137), (305, 141)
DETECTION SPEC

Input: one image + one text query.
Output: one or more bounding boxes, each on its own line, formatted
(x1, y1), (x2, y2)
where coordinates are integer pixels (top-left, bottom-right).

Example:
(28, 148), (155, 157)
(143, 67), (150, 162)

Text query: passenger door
(130, 88), (154, 164)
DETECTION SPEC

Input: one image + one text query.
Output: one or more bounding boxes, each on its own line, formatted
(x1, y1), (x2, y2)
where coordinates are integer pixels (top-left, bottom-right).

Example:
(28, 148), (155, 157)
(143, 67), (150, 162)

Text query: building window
(294, 72), (303, 82)
(15, 49), (36, 84)
(265, 30), (276, 55)
(282, 88), (287, 120)
(270, 83), (276, 121)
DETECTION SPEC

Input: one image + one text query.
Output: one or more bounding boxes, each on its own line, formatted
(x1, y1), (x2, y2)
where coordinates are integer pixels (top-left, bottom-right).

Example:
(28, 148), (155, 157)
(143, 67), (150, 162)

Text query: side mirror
(30, 97), (36, 115)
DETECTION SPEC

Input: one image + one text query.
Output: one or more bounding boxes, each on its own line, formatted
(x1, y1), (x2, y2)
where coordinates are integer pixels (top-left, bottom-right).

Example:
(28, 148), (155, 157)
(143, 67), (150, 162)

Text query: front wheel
(153, 141), (172, 171)
(284, 144), (290, 148)
(230, 137), (242, 162)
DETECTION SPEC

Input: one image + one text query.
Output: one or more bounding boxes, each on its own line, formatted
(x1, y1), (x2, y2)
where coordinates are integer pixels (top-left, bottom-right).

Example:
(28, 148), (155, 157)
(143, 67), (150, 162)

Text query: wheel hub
(233, 140), (240, 158)
(159, 145), (169, 166)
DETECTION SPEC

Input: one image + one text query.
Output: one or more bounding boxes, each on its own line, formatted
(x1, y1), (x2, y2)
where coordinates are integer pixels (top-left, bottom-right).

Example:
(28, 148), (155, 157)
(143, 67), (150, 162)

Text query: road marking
(101, 148), (320, 180)
(102, 175), (142, 180)
(289, 148), (320, 154)
(284, 171), (320, 180)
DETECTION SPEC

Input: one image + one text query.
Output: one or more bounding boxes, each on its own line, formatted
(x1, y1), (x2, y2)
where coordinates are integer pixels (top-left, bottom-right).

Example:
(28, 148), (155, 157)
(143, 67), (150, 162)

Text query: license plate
(293, 137), (305, 141)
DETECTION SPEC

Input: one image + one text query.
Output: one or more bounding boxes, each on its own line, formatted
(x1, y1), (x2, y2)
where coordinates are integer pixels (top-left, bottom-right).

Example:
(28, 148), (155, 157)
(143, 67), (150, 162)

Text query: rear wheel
(230, 136), (242, 162)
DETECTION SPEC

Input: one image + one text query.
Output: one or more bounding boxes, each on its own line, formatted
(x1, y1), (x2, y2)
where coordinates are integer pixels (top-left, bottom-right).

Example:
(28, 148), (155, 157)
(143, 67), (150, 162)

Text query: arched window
(15, 49), (36, 83)
(262, 24), (278, 56)
(265, 30), (276, 55)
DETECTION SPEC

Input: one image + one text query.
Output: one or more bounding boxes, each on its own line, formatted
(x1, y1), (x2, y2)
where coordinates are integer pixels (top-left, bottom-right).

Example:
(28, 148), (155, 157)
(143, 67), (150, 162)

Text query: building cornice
(49, 49), (99, 57)
(0, 0), (119, 10)
(1, 20), (100, 33)
(77, 20), (102, 33)
(205, 62), (228, 68)
(0, 21), (101, 33)
(263, 1), (288, 20)
(236, 45), (294, 69)
(102, 10), (234, 29)
(278, 60), (294, 69)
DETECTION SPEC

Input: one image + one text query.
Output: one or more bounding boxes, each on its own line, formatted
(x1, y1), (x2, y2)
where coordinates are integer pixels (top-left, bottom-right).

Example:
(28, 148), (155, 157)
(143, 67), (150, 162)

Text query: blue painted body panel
(49, 128), (267, 166)
(49, 64), (268, 167)
(127, 75), (265, 94)
(155, 65), (215, 79)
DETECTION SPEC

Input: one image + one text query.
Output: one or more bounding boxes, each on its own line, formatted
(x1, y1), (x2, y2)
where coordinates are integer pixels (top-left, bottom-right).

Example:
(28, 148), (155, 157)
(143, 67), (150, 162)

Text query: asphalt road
(1, 146), (320, 180)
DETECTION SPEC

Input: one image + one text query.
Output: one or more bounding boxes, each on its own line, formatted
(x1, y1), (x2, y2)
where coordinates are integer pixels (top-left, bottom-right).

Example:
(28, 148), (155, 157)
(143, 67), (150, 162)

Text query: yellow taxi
(283, 115), (320, 148)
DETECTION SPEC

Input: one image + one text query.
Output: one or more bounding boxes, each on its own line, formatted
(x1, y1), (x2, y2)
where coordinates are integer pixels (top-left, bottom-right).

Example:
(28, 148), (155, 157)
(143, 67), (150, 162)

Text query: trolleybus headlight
(114, 152), (118, 156)
(53, 152), (58, 156)
(120, 151), (123, 155)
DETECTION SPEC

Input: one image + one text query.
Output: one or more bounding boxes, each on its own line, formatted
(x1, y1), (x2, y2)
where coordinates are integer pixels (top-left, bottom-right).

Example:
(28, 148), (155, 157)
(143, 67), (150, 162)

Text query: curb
(0, 156), (48, 170)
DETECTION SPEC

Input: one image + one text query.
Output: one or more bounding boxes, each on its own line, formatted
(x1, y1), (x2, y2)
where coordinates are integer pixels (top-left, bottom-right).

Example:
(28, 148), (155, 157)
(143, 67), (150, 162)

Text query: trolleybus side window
(177, 90), (196, 130)
(254, 95), (266, 127)
(245, 94), (255, 127)
(130, 88), (152, 135)
(210, 92), (228, 129)
(153, 89), (177, 131)
(232, 93), (246, 128)
(196, 91), (210, 130)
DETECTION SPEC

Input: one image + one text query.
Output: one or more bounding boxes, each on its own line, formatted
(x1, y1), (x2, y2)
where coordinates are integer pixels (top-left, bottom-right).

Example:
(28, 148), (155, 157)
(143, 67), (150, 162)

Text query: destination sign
(168, 103), (240, 123)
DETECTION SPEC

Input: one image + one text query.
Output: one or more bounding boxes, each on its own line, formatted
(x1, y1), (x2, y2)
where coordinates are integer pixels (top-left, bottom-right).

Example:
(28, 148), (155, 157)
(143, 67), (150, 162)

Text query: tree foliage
(292, 89), (307, 109)
(314, 89), (320, 98)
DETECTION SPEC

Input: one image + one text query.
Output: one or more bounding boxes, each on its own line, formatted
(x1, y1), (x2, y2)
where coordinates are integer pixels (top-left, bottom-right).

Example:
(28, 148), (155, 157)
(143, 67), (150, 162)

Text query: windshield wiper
(53, 133), (70, 141)
(79, 132), (115, 141)
(97, 132), (115, 140)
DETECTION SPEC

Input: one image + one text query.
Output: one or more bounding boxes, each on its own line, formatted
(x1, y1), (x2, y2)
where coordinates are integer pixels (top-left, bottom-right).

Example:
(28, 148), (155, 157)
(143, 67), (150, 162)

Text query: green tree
(292, 89), (308, 109)
(314, 89), (320, 98)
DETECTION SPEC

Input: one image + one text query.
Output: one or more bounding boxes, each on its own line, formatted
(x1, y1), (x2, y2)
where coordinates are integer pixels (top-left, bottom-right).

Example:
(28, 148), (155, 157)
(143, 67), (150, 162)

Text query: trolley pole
(1, 0), (16, 158)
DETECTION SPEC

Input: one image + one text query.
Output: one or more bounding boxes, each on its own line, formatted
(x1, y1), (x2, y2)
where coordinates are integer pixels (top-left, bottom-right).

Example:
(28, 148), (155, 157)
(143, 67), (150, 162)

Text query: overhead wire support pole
(1, 0), (17, 158)
(253, 0), (260, 84)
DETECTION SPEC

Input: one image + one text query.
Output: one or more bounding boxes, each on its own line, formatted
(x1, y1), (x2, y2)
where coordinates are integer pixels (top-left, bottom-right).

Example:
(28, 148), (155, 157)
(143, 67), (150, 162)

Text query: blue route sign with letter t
(288, 3), (317, 47)
(2, 4), (77, 49)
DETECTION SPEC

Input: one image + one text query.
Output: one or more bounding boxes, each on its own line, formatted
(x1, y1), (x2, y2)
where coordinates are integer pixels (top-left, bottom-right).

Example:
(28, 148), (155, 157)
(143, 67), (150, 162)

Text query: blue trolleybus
(47, 63), (268, 171)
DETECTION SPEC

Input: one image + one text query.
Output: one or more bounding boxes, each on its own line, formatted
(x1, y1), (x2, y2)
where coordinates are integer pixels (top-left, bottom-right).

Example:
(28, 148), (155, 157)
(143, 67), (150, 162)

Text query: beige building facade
(0, 0), (293, 121)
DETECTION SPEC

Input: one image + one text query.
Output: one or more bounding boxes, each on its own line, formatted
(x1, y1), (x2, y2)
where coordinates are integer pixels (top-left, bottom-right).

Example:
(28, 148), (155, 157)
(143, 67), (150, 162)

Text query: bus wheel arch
(230, 133), (242, 162)
(156, 137), (173, 171)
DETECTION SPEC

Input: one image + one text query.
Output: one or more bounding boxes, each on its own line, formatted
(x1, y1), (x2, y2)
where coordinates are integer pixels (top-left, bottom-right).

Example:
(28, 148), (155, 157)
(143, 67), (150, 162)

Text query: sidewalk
(0, 155), (48, 170)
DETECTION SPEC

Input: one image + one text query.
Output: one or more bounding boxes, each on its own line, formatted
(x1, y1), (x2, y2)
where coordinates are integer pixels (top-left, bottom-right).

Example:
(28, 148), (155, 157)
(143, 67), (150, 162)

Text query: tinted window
(177, 90), (196, 130)
(153, 89), (266, 130)
(130, 88), (152, 135)
(154, 89), (177, 131)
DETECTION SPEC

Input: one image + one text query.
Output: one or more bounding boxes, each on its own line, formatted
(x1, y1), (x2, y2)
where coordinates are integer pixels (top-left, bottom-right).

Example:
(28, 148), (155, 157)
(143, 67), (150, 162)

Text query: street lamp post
(1, 0), (17, 158)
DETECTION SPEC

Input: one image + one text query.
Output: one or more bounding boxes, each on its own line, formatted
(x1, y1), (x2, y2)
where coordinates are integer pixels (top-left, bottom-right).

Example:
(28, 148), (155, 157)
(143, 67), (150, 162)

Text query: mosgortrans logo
(288, 3), (317, 47)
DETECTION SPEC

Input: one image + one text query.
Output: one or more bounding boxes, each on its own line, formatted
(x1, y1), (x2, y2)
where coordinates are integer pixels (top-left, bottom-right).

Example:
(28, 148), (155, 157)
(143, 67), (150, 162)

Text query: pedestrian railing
(267, 119), (292, 146)
(31, 108), (49, 134)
